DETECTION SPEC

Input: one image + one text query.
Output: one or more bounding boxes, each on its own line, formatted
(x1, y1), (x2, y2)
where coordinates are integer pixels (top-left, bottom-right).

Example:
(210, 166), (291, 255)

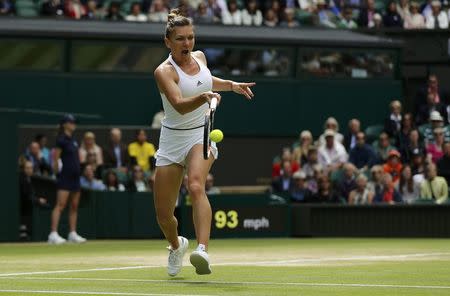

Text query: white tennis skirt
(155, 126), (218, 167)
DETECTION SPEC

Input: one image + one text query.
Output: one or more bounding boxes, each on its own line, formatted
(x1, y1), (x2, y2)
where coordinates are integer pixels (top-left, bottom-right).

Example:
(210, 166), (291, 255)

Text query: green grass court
(0, 238), (449, 295)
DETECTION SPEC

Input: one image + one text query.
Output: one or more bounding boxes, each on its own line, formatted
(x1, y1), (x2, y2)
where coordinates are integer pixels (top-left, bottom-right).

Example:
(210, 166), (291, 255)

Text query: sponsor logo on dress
(197, 80), (203, 87)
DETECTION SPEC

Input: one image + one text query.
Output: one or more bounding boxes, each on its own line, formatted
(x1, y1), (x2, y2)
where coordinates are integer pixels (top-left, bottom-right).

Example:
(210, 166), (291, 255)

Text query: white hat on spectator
(324, 117), (340, 131)
(431, 0), (441, 7)
(430, 111), (443, 121)
(324, 129), (335, 137)
(293, 171), (307, 179)
(300, 130), (313, 139)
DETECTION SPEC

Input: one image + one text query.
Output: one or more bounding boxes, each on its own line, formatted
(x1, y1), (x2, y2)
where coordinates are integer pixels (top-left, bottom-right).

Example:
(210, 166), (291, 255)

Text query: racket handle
(210, 97), (218, 110)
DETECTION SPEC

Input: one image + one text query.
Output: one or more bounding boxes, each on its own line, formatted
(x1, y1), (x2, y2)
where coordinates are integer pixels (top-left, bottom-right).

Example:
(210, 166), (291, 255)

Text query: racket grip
(210, 97), (218, 109)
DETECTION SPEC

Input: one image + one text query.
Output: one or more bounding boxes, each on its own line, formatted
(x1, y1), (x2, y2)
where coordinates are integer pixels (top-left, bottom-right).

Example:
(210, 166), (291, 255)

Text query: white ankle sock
(197, 244), (206, 252)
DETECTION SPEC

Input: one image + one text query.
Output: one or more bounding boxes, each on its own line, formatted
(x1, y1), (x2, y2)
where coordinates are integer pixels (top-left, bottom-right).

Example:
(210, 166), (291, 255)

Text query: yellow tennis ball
(210, 129), (224, 143)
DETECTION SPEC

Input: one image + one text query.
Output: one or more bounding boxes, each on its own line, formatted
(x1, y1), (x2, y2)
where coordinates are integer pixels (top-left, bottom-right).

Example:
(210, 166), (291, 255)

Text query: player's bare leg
(186, 144), (214, 274)
(154, 164), (184, 248)
(186, 144), (214, 248)
(154, 163), (189, 276)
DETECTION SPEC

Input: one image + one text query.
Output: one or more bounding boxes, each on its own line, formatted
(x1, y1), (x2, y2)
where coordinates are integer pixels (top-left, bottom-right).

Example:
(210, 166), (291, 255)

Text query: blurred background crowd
(271, 73), (450, 204)
(18, 126), (221, 217)
(2, 0), (450, 29)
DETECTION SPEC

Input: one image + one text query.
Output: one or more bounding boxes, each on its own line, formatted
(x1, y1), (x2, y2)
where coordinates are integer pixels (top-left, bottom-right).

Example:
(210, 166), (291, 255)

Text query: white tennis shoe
(190, 246), (212, 275)
(167, 236), (189, 277)
(47, 231), (66, 245)
(68, 231), (87, 243)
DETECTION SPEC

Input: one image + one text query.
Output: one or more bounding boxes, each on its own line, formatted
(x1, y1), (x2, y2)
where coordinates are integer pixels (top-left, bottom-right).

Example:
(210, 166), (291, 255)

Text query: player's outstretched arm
(212, 76), (255, 100)
(154, 66), (220, 115)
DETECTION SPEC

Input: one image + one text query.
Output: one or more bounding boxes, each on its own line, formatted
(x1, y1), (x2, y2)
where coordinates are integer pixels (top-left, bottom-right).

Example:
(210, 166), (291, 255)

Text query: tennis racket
(203, 97), (218, 160)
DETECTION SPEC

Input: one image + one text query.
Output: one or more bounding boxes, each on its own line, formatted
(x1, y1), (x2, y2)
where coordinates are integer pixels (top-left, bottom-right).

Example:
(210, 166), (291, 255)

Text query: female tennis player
(153, 9), (255, 276)
(48, 114), (86, 244)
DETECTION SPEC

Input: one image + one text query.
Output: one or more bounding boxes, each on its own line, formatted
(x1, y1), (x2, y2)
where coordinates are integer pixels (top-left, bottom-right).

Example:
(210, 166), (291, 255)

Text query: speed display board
(180, 194), (290, 238)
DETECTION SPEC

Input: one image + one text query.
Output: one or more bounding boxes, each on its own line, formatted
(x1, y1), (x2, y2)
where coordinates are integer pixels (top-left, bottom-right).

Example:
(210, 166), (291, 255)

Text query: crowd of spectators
(18, 128), (156, 192)
(3, 0), (450, 30)
(271, 73), (450, 205)
(18, 126), (220, 194)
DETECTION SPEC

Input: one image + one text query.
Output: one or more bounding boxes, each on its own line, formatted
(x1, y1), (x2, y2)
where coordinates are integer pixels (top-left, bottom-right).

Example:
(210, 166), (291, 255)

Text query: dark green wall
(291, 204), (450, 237)
(0, 73), (160, 126)
(1, 73), (401, 136)
(0, 113), (19, 242)
(31, 191), (163, 241)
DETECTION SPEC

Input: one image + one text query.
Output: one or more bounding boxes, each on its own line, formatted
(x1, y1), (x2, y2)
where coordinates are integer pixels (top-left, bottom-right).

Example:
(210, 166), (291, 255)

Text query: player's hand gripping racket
(203, 97), (218, 160)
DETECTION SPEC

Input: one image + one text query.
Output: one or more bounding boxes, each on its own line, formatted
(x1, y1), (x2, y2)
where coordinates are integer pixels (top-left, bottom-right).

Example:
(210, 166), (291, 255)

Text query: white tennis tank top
(160, 53), (213, 129)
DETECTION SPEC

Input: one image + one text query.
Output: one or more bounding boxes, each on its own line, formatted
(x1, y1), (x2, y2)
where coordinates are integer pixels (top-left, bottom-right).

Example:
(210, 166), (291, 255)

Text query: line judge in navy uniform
(48, 114), (87, 244)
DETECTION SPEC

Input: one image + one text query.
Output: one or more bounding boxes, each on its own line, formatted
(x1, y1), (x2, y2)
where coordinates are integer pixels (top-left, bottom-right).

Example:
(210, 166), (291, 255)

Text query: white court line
(1, 252), (448, 277)
(0, 266), (162, 277)
(215, 252), (450, 266)
(0, 290), (214, 296)
(2, 276), (450, 290)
